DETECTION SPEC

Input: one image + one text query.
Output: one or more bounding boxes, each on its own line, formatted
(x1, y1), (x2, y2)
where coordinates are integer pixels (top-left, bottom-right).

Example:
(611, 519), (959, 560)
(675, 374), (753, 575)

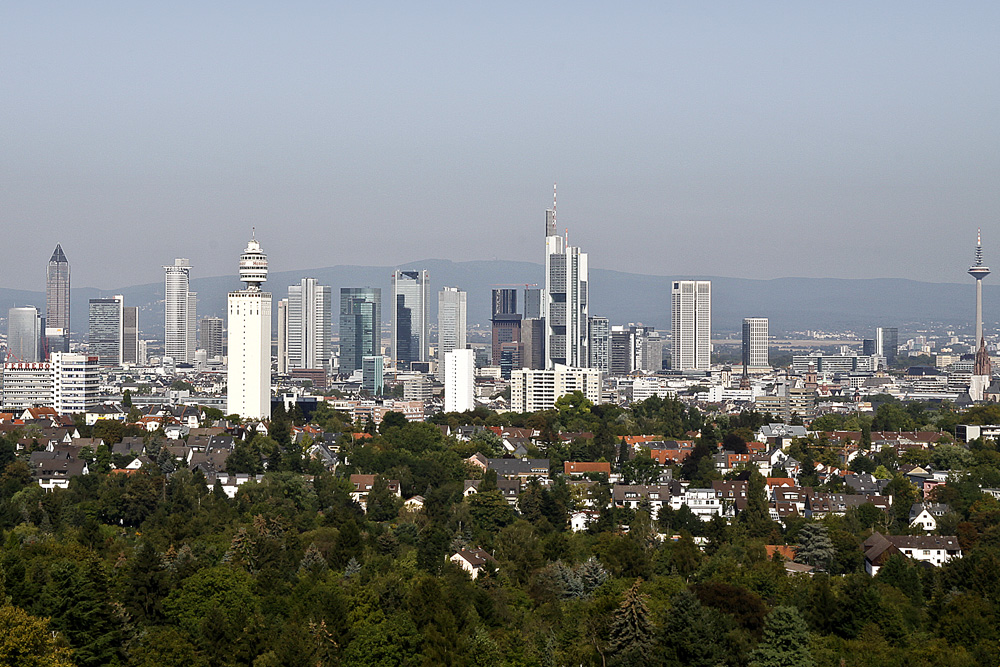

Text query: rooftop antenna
(553, 183), (557, 226)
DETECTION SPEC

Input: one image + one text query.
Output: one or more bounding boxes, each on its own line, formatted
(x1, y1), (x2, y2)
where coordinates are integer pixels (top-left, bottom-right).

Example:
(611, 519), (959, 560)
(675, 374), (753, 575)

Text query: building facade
(340, 288), (381, 375)
(588, 316), (610, 372)
(51, 352), (100, 415)
(45, 244), (71, 355)
(521, 318), (546, 371)
(1, 362), (53, 410)
(876, 327), (898, 366)
(199, 316), (223, 360)
(438, 287), (467, 360)
(226, 237), (272, 420)
(444, 348), (475, 413)
(671, 280), (711, 371)
(391, 270), (429, 369)
(123, 307), (139, 364)
(7, 307), (42, 363)
(88, 296), (124, 366)
(164, 258), (196, 363)
(544, 200), (589, 369)
(510, 364), (602, 413)
(361, 355), (384, 396)
(287, 278), (332, 370)
(742, 317), (769, 370)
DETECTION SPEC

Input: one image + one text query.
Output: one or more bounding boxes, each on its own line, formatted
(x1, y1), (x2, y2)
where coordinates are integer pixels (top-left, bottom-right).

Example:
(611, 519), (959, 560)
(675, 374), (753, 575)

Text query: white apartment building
(1, 362), (54, 410)
(742, 317), (768, 370)
(51, 353), (100, 415)
(443, 348), (475, 413)
(510, 364), (602, 413)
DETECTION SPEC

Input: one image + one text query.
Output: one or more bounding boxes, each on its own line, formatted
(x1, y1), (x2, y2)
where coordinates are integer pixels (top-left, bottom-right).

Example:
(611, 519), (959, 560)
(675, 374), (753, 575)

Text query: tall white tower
(438, 287), (467, 359)
(671, 280), (712, 371)
(227, 234), (272, 420)
(164, 259), (195, 363)
(970, 228), (990, 348)
(543, 185), (589, 369)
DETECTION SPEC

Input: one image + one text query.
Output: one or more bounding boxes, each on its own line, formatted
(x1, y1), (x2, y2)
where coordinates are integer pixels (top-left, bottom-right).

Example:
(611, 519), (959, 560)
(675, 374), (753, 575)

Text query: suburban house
(450, 548), (497, 579)
(862, 532), (962, 575)
(909, 503), (952, 532)
(349, 474), (401, 511)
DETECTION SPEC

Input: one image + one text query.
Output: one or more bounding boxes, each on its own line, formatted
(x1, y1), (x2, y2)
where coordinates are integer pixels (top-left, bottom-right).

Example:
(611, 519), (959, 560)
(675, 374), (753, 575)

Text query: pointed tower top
(49, 244), (68, 264)
(971, 229), (990, 277)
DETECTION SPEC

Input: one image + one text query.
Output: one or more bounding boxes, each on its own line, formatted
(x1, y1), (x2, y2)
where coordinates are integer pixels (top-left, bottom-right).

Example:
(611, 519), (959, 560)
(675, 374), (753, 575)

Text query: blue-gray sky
(3, 1), (999, 290)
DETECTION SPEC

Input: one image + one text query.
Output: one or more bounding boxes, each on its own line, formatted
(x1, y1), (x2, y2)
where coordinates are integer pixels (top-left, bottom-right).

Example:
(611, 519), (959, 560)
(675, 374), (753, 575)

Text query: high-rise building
(340, 288), (381, 375)
(164, 259), (195, 363)
(391, 270), (429, 369)
(227, 236), (272, 420)
(88, 296), (124, 366)
(444, 348), (475, 413)
(46, 244), (71, 355)
(543, 189), (589, 368)
(876, 327), (898, 366)
(52, 352), (99, 415)
(524, 287), (542, 320)
(742, 318), (769, 370)
(588, 316), (610, 372)
(970, 229), (990, 348)
(438, 287), (467, 359)
(510, 364), (602, 413)
(862, 339), (876, 356)
(287, 278), (332, 370)
(671, 280), (711, 371)
(200, 317), (223, 360)
(608, 324), (660, 375)
(123, 307), (139, 365)
(361, 355), (384, 396)
(7, 307), (42, 363)
(491, 287), (521, 366)
(277, 299), (289, 373)
(1, 361), (53, 410)
(521, 319), (545, 370)
(492, 289), (518, 318)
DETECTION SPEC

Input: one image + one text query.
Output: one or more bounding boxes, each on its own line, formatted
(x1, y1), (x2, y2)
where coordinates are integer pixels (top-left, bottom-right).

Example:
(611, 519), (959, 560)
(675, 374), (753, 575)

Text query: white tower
(164, 259), (194, 363)
(543, 185), (589, 369)
(969, 229), (991, 348)
(671, 280), (712, 371)
(444, 348), (475, 413)
(227, 234), (272, 420)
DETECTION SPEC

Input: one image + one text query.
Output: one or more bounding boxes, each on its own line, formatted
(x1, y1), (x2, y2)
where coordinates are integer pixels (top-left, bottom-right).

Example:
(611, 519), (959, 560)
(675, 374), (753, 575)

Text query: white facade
(444, 349), (475, 413)
(164, 259), (195, 363)
(1, 362), (53, 410)
(276, 299), (288, 373)
(227, 237), (272, 420)
(52, 352), (100, 415)
(437, 287), (467, 360)
(742, 317), (768, 369)
(287, 278), (332, 370)
(544, 201), (589, 369)
(671, 280), (711, 370)
(510, 364), (602, 413)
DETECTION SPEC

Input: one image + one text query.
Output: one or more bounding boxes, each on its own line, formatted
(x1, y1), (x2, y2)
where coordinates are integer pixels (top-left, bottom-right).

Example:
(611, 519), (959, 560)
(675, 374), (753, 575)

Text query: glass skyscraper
(45, 244), (70, 354)
(340, 287), (381, 375)
(391, 271), (429, 369)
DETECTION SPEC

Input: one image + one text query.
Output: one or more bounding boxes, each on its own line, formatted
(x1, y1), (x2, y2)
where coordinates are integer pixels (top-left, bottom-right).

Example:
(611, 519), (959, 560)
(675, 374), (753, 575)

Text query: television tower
(969, 228), (990, 347)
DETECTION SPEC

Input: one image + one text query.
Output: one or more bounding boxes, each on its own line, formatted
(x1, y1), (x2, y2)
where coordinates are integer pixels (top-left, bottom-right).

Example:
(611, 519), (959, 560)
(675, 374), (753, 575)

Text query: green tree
(795, 523), (836, 571)
(608, 579), (654, 666)
(0, 604), (74, 667)
(739, 471), (774, 538)
(662, 589), (723, 667)
(748, 605), (814, 667)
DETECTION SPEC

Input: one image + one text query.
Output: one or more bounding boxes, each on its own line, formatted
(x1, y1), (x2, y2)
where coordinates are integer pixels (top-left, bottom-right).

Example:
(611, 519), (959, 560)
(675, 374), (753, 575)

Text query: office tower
(52, 352), (99, 415)
(521, 318), (545, 370)
(524, 287), (542, 320)
(742, 318), (769, 370)
(588, 316), (610, 372)
(164, 258), (195, 363)
(608, 324), (660, 375)
(1, 360), (53, 410)
(287, 278), (332, 370)
(499, 342), (522, 380)
(609, 326), (632, 376)
(438, 287), (467, 359)
(970, 229), (990, 347)
(340, 288), (382, 375)
(862, 339), (876, 356)
(492, 289), (518, 318)
(45, 244), (70, 354)
(491, 287), (521, 366)
(876, 327), (898, 366)
(276, 299), (288, 373)
(122, 307), (139, 364)
(200, 316), (223, 360)
(227, 236), (272, 420)
(444, 348), (475, 413)
(7, 307), (42, 363)
(391, 270), (429, 369)
(510, 364), (602, 413)
(543, 188), (589, 368)
(88, 296), (124, 366)
(671, 280), (712, 370)
(641, 331), (663, 372)
(361, 355), (384, 396)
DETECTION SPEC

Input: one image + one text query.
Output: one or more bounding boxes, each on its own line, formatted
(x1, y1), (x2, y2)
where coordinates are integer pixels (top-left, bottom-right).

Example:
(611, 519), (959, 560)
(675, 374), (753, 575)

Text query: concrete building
(609, 325), (660, 375)
(164, 258), (196, 364)
(123, 307), (139, 365)
(392, 270), (429, 369)
(742, 317), (769, 370)
(88, 296), (124, 366)
(7, 307), (42, 363)
(276, 299), (288, 373)
(510, 364), (602, 413)
(362, 355), (384, 396)
(1, 362), (53, 410)
(52, 352), (99, 415)
(671, 280), (711, 371)
(45, 244), (70, 354)
(438, 287), (467, 361)
(523, 287), (542, 319)
(543, 191), (589, 369)
(588, 316), (610, 372)
(226, 236), (271, 420)
(877, 327), (899, 366)
(287, 278), (332, 370)
(340, 288), (381, 375)
(199, 316), (223, 360)
(444, 348), (475, 413)
(521, 318), (545, 370)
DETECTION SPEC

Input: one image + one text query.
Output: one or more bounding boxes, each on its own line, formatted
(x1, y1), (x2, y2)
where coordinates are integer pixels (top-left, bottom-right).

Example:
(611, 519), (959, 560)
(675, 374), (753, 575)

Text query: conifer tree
(608, 579), (654, 666)
(749, 605), (814, 667)
(794, 523), (836, 571)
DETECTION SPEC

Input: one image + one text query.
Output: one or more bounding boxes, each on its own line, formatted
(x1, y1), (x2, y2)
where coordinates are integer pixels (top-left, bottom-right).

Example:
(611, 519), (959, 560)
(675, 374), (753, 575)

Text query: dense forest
(3, 395), (1000, 666)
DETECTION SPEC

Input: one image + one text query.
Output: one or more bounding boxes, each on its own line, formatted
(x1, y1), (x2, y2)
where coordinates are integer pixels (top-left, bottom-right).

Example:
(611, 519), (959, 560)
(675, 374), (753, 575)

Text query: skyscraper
(340, 288), (381, 375)
(543, 188), (589, 368)
(491, 288), (521, 366)
(588, 316), (610, 372)
(7, 307), (42, 363)
(227, 235), (271, 420)
(391, 270), (429, 369)
(438, 287), (467, 359)
(671, 280), (711, 371)
(523, 287), (542, 320)
(88, 296), (124, 366)
(164, 259), (195, 363)
(970, 229), (990, 348)
(45, 244), (70, 354)
(444, 348), (475, 413)
(742, 318), (768, 370)
(876, 327), (898, 366)
(276, 299), (289, 373)
(362, 355), (384, 396)
(287, 278), (332, 370)
(200, 316), (223, 360)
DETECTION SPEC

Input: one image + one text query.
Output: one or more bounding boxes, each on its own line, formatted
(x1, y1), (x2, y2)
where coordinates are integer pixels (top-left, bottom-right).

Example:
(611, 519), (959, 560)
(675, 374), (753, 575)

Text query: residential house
(863, 532), (962, 575)
(450, 548), (497, 579)
(909, 503), (951, 532)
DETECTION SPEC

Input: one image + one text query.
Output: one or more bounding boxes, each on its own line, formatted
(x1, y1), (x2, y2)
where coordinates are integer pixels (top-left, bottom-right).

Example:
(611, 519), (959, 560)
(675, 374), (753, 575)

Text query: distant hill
(0, 259), (988, 340)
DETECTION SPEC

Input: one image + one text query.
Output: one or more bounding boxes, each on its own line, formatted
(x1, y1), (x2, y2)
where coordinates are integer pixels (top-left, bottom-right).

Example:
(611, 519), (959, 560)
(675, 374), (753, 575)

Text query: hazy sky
(3, 2), (999, 290)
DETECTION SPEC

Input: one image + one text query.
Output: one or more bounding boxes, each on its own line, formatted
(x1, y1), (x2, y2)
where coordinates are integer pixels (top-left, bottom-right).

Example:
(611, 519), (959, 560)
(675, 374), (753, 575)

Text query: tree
(608, 579), (654, 666)
(749, 605), (814, 667)
(739, 471), (774, 538)
(795, 523), (836, 571)
(0, 604), (74, 667)
(662, 589), (723, 667)
(621, 452), (662, 485)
